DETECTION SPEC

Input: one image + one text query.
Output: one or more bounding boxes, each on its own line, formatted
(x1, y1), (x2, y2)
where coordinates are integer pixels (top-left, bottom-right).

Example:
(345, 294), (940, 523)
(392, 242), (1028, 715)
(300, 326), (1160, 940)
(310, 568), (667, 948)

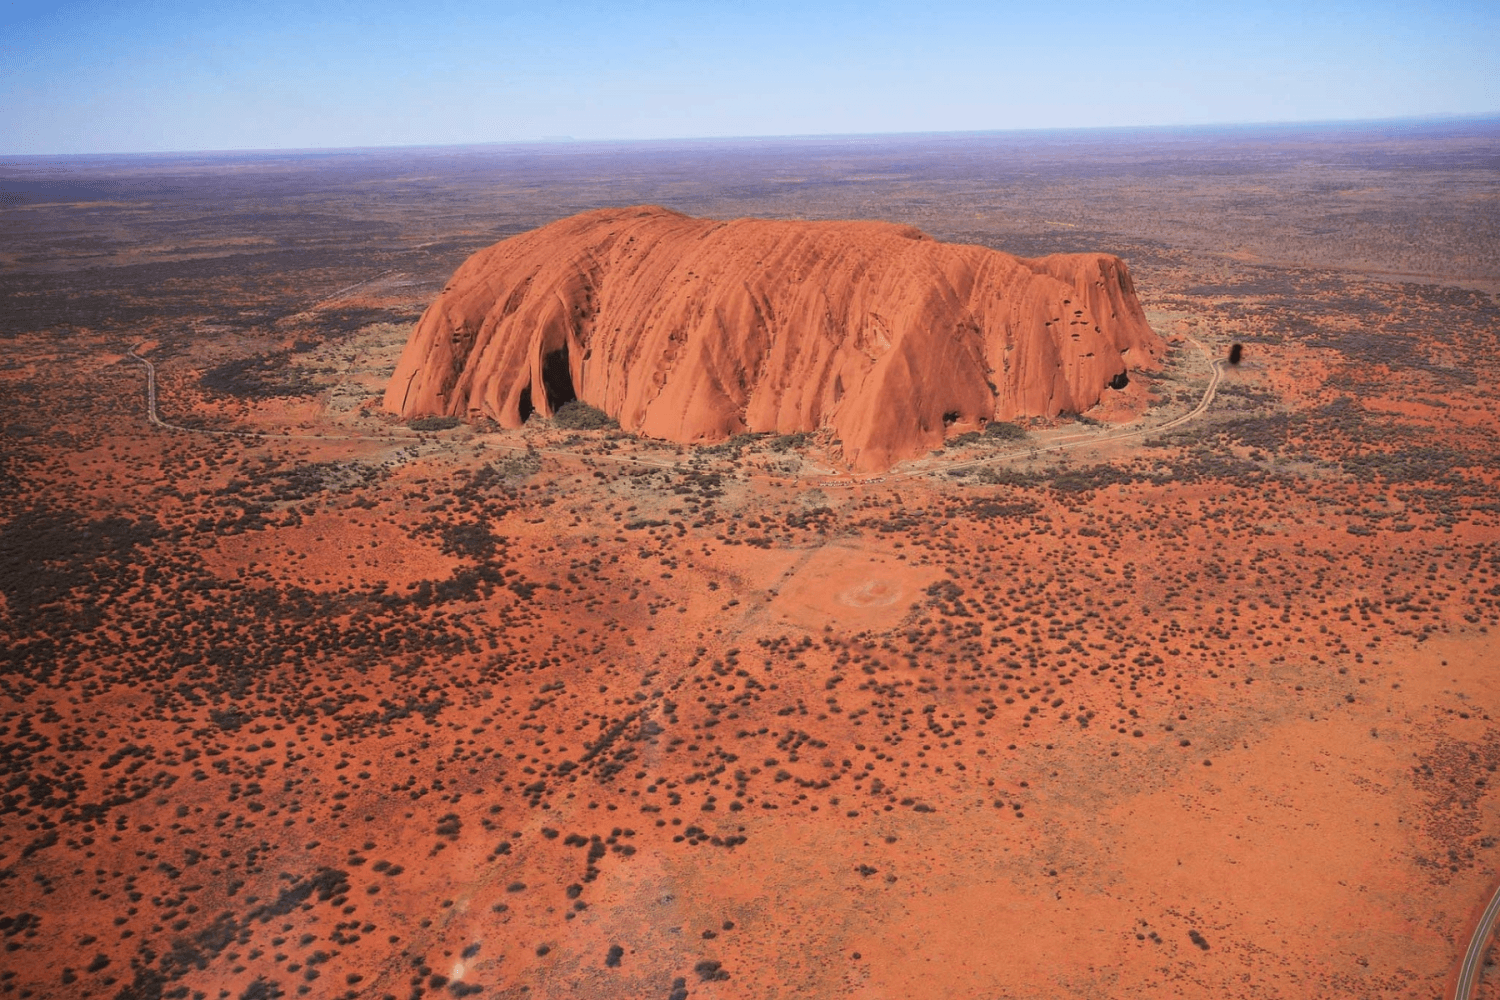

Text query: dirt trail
(127, 332), (1224, 487)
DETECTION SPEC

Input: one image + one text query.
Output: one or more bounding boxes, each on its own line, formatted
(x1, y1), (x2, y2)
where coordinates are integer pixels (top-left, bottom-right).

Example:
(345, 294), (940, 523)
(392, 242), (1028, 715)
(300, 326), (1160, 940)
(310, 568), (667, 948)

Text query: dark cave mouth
(518, 347), (577, 423)
(541, 348), (577, 412)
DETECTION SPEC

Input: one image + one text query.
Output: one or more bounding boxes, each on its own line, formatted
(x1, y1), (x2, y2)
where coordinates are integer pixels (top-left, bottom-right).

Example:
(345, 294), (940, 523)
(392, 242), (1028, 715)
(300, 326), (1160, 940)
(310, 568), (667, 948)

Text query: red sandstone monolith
(385, 206), (1161, 471)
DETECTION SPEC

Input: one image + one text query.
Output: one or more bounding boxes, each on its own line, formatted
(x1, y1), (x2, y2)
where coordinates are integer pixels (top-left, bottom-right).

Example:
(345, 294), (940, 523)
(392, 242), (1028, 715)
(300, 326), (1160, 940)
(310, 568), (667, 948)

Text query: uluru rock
(385, 206), (1163, 471)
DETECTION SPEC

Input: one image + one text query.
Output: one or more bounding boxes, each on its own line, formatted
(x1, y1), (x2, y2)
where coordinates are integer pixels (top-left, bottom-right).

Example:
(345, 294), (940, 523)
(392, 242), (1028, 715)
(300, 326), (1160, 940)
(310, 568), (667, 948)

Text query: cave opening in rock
(517, 384), (534, 423)
(541, 347), (577, 412)
(1109, 371), (1129, 390)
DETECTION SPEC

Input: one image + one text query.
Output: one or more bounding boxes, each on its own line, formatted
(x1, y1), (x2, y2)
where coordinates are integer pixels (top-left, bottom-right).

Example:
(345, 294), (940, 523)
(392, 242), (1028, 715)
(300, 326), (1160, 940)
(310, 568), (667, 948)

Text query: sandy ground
(2, 312), (1498, 1000)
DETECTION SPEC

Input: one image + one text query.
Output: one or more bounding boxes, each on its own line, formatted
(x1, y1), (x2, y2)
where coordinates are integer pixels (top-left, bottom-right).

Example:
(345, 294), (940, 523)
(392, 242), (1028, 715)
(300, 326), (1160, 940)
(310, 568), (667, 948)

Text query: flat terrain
(2, 119), (1499, 1000)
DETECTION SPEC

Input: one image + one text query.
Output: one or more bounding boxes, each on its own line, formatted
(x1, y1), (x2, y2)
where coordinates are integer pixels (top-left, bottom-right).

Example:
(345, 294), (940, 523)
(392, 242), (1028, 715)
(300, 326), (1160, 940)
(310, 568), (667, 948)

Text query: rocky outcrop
(385, 206), (1162, 471)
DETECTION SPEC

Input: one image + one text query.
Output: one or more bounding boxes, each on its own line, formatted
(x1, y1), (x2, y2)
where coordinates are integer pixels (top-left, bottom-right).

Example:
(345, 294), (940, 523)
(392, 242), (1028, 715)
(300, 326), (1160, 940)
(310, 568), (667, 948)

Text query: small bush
(768, 432), (809, 452)
(984, 421), (1027, 440)
(694, 959), (729, 982)
(409, 415), (460, 432)
(551, 401), (616, 430)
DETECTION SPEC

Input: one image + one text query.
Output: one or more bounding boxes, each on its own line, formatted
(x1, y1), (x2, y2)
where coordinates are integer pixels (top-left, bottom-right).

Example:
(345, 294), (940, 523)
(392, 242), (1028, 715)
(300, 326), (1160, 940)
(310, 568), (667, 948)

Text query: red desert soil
(3, 308), (1497, 1000)
(384, 207), (1161, 471)
(3, 127), (1500, 1000)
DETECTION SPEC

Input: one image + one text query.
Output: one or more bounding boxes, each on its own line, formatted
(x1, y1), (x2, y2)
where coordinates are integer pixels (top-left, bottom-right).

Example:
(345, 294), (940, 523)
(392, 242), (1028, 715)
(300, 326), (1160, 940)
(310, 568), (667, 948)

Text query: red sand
(2, 225), (1498, 1000)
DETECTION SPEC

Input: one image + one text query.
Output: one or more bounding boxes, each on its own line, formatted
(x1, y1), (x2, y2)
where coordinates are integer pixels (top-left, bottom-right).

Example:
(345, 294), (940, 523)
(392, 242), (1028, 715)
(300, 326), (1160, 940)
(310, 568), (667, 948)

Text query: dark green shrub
(984, 421), (1027, 440)
(552, 401), (616, 430)
(768, 432), (809, 451)
(409, 415), (460, 432)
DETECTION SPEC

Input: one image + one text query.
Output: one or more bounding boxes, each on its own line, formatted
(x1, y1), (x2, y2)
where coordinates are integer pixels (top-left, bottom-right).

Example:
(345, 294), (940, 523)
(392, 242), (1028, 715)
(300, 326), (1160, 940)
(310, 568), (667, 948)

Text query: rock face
(385, 206), (1163, 471)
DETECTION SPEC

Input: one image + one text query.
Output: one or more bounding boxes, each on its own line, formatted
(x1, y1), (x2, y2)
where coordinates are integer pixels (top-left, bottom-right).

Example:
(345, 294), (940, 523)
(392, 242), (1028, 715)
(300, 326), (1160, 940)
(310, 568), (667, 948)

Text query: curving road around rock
(128, 332), (1226, 486)
(834, 334), (1225, 486)
(929, 336), (1223, 472)
(1453, 880), (1500, 1000)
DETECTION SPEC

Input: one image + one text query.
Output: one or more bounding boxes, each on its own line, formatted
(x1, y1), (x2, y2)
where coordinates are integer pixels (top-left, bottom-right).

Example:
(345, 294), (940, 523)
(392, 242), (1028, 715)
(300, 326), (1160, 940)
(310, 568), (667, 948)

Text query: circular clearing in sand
(838, 579), (902, 608)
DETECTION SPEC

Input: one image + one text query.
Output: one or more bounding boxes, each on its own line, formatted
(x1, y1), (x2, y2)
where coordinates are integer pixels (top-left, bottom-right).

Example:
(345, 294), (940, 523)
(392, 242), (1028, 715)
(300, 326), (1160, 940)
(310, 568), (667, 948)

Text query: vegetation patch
(551, 400), (616, 430)
(200, 352), (326, 398)
(984, 421), (1028, 440)
(408, 415), (461, 432)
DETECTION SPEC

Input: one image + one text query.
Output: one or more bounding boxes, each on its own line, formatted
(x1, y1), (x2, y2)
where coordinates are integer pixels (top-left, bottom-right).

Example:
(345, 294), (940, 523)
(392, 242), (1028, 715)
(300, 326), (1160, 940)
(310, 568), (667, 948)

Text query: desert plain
(1, 120), (1499, 999)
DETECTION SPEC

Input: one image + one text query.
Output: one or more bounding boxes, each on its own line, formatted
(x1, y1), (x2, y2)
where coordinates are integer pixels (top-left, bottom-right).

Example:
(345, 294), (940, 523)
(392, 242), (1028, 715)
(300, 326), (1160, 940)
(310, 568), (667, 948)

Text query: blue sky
(2, 0), (1496, 154)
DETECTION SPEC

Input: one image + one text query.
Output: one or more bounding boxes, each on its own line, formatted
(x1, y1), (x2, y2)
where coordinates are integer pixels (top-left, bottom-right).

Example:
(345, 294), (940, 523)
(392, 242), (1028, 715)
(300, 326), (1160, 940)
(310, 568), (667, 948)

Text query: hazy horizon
(3, 111), (1497, 161)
